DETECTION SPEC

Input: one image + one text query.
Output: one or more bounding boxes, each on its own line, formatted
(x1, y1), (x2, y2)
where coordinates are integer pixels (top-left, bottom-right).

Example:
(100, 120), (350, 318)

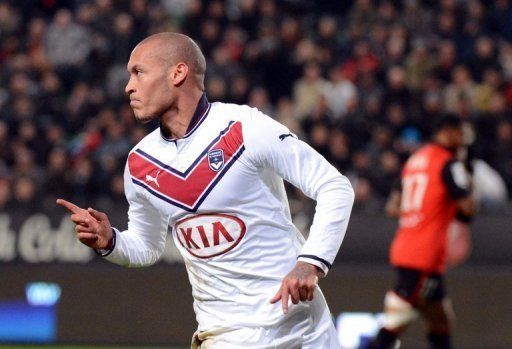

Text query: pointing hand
(56, 199), (114, 250)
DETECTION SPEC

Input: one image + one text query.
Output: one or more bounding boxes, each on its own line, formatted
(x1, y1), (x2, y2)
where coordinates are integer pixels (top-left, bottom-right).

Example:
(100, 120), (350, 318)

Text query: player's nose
(125, 76), (135, 95)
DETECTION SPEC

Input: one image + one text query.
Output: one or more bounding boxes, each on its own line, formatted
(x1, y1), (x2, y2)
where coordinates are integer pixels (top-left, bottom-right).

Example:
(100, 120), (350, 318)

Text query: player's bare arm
(385, 189), (401, 218)
(456, 196), (476, 219)
(56, 199), (114, 250)
(270, 261), (324, 314)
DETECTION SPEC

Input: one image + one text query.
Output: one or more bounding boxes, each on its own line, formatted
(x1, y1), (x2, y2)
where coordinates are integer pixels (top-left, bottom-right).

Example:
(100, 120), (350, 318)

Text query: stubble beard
(132, 109), (157, 124)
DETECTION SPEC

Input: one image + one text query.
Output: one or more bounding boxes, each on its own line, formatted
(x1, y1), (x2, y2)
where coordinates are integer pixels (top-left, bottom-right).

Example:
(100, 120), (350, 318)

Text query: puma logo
(279, 133), (296, 141)
(145, 170), (161, 188)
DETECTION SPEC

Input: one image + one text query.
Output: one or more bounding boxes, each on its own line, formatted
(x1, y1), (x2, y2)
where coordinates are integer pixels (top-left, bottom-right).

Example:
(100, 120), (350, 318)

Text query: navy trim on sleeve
(297, 254), (332, 269)
(94, 228), (117, 257)
(441, 160), (470, 200)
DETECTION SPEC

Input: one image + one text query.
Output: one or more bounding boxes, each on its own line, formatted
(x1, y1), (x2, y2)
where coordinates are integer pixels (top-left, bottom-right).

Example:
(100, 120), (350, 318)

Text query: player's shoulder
(210, 101), (289, 149)
(428, 143), (453, 157)
(419, 143), (454, 162)
(404, 143), (449, 173)
(213, 101), (285, 132)
(428, 144), (457, 170)
(210, 101), (259, 122)
(127, 127), (161, 155)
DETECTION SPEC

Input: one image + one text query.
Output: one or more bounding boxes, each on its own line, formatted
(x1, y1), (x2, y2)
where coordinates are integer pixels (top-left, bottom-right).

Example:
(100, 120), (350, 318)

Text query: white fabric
(450, 161), (470, 189)
(473, 159), (508, 206)
(192, 289), (340, 349)
(104, 102), (354, 332)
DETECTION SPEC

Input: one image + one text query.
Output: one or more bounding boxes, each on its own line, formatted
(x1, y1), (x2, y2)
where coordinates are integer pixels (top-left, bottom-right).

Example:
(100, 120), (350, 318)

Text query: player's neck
(160, 90), (204, 139)
(432, 139), (456, 153)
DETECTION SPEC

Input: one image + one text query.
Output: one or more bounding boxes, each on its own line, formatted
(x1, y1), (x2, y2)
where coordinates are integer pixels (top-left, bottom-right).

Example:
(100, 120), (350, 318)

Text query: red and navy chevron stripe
(128, 121), (244, 212)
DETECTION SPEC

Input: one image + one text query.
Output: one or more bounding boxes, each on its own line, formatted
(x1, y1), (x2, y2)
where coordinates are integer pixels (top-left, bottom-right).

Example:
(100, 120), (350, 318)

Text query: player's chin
(134, 112), (156, 124)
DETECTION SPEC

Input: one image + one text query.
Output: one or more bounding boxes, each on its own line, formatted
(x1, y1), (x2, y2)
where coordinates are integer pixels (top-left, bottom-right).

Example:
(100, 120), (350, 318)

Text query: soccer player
(368, 116), (476, 349)
(56, 32), (354, 348)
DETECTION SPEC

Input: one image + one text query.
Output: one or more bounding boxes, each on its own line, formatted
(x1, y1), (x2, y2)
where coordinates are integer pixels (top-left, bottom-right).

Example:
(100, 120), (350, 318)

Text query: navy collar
(160, 94), (210, 142)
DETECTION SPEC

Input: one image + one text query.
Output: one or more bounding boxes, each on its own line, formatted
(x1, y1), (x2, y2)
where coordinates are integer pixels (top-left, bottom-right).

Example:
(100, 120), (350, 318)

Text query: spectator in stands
(383, 66), (412, 111)
(0, 177), (11, 212)
(10, 176), (41, 227)
(444, 66), (477, 113)
(491, 120), (512, 194)
(0, 0), (510, 228)
(0, 3), (21, 39)
(323, 67), (358, 120)
(405, 40), (435, 92)
(469, 36), (498, 81)
(45, 9), (91, 69)
(0, 121), (9, 166)
(293, 61), (328, 120)
(435, 40), (459, 83)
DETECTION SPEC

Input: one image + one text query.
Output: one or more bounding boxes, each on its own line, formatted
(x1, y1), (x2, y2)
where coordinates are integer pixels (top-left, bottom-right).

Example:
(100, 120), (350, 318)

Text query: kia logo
(175, 214), (246, 258)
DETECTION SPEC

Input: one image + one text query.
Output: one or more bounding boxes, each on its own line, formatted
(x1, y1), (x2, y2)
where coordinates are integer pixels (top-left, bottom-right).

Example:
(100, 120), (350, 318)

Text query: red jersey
(390, 143), (470, 273)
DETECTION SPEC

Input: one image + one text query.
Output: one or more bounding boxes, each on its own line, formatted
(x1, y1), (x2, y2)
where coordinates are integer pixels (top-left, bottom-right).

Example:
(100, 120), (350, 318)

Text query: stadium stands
(0, 0), (511, 220)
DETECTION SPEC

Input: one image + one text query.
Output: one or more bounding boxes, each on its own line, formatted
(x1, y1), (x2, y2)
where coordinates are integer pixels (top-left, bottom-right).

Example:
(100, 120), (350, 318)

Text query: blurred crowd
(0, 0), (511, 223)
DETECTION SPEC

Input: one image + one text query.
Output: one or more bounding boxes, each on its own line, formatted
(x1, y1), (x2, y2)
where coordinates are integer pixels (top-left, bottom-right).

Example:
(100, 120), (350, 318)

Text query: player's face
(125, 44), (173, 123)
(447, 127), (464, 150)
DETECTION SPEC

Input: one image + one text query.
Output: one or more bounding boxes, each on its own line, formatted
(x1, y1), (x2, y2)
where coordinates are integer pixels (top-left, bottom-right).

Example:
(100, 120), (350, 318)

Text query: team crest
(208, 149), (224, 172)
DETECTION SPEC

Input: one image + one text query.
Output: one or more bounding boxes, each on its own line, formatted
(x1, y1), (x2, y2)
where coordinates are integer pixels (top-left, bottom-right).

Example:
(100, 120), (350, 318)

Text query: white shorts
(191, 290), (340, 349)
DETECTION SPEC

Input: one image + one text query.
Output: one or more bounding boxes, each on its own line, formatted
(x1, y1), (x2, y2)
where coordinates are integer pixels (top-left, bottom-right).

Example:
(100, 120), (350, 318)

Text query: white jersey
(104, 95), (354, 331)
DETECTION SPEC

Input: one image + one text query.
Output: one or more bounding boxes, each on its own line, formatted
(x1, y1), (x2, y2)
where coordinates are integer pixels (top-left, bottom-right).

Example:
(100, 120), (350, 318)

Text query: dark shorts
(393, 267), (446, 305)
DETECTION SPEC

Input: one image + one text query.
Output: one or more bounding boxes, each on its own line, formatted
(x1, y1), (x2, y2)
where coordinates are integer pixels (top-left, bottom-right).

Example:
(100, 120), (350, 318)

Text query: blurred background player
(369, 115), (476, 349)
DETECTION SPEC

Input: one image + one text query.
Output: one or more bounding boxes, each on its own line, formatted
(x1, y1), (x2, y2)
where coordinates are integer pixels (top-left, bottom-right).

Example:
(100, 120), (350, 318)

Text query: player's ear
(171, 62), (189, 86)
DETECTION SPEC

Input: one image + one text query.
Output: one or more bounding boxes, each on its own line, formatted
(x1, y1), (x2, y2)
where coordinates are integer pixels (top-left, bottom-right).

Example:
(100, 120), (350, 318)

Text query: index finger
(281, 286), (290, 315)
(56, 199), (84, 214)
(270, 286), (282, 304)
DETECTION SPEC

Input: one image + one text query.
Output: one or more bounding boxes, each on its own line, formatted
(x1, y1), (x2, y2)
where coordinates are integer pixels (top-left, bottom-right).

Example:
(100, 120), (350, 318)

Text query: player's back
(390, 143), (458, 273)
